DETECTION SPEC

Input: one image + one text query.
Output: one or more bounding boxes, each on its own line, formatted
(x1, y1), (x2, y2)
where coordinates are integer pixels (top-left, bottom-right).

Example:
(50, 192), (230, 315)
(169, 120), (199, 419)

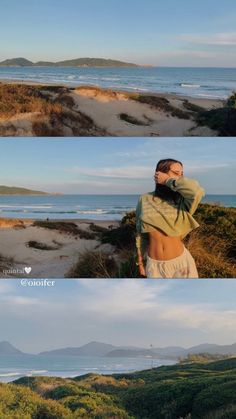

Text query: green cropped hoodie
(136, 176), (205, 252)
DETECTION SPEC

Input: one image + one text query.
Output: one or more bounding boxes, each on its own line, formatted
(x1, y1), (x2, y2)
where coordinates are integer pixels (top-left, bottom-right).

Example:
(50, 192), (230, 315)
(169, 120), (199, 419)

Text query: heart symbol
(24, 267), (32, 274)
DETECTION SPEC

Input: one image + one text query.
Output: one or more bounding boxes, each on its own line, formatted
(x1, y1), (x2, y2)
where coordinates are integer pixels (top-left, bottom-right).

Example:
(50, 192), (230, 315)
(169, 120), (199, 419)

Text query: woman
(136, 158), (205, 278)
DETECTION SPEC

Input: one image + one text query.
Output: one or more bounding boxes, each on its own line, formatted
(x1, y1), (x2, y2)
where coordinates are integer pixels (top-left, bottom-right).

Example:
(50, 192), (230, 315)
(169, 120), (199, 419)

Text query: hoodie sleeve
(165, 176), (205, 214)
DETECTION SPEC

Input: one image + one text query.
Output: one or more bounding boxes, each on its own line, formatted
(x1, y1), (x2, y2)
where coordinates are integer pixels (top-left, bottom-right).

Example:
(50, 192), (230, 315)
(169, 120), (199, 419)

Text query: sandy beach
(0, 81), (223, 136)
(0, 218), (118, 278)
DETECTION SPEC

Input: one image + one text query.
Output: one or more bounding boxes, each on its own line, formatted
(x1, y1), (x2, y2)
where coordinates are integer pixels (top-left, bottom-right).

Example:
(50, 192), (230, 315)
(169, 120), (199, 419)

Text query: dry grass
(26, 240), (62, 251)
(0, 83), (63, 118)
(33, 220), (97, 239)
(75, 85), (128, 100)
(119, 113), (150, 126)
(131, 94), (191, 119)
(185, 230), (236, 278)
(0, 254), (14, 272)
(0, 83), (108, 136)
(0, 218), (27, 228)
(66, 250), (117, 278)
(96, 204), (236, 278)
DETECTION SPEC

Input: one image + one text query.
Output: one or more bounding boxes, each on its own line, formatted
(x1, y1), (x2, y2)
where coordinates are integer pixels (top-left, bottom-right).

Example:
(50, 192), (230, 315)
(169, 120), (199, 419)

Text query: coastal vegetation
(132, 91), (236, 135)
(33, 221), (97, 240)
(119, 113), (150, 126)
(132, 94), (191, 119)
(67, 203), (236, 278)
(0, 357), (236, 418)
(179, 353), (233, 363)
(0, 79), (235, 135)
(1, 82), (235, 136)
(0, 254), (14, 272)
(27, 240), (62, 251)
(195, 92), (236, 136)
(66, 251), (117, 278)
(0, 83), (106, 136)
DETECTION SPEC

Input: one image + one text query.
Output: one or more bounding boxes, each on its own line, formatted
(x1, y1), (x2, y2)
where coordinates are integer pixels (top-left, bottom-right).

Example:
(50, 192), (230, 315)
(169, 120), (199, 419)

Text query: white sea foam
(196, 93), (224, 99)
(180, 83), (201, 88)
(0, 372), (22, 377)
(30, 370), (48, 374)
(77, 209), (107, 214)
(0, 205), (53, 210)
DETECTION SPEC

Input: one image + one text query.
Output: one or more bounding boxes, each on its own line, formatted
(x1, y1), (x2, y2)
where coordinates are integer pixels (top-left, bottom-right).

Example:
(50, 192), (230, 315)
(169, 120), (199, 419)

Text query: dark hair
(154, 158), (183, 202)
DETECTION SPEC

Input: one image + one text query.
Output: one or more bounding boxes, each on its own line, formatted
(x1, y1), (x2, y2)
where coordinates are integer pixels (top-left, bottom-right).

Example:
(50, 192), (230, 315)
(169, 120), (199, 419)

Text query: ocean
(0, 355), (176, 383)
(0, 195), (235, 220)
(0, 66), (236, 99)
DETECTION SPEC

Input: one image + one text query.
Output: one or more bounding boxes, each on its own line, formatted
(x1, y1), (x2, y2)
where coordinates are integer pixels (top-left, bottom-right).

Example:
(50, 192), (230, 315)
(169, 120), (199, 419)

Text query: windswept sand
(72, 87), (221, 137)
(0, 81), (222, 136)
(0, 218), (118, 278)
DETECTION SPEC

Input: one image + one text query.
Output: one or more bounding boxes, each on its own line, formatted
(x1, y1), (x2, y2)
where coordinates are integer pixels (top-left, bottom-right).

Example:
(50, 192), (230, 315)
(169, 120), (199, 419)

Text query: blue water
(0, 66), (236, 99)
(0, 195), (235, 220)
(0, 355), (175, 383)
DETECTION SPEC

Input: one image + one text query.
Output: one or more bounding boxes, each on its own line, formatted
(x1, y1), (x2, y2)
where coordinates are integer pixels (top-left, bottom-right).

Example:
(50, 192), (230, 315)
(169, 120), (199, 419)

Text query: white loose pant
(146, 247), (198, 279)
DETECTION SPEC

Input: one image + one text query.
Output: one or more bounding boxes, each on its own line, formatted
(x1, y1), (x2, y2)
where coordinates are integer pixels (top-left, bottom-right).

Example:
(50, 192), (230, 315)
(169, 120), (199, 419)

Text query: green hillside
(0, 185), (48, 195)
(2, 358), (235, 418)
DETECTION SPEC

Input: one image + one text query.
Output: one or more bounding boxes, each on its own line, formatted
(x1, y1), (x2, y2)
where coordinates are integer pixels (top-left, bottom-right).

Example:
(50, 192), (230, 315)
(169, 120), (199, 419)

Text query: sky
(1, 0), (236, 66)
(0, 137), (235, 194)
(0, 279), (236, 352)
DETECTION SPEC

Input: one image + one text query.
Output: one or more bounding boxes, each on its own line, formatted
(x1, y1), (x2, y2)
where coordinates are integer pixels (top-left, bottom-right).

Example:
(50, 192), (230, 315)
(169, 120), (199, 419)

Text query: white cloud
(184, 163), (229, 173)
(157, 303), (236, 332)
(180, 32), (236, 46)
(0, 281), (236, 351)
(0, 282), (14, 294)
(74, 280), (171, 316)
(68, 166), (152, 180)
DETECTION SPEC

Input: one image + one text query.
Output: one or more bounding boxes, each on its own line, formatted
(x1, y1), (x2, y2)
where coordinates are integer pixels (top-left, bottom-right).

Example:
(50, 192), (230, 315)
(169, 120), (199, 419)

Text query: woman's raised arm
(165, 176), (205, 214)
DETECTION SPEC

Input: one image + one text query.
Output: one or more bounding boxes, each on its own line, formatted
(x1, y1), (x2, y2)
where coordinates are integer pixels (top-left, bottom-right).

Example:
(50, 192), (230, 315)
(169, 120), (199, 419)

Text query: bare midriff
(148, 229), (184, 261)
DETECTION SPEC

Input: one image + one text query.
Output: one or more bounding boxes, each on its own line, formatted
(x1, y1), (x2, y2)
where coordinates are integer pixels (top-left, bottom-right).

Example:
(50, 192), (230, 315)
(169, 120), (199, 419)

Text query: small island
(0, 185), (59, 195)
(0, 57), (140, 67)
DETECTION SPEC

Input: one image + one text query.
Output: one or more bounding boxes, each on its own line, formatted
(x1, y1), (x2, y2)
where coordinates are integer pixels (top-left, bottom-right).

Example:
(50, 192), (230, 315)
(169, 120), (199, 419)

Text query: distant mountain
(187, 343), (236, 355)
(38, 341), (236, 359)
(0, 341), (24, 355)
(3, 341), (236, 358)
(152, 346), (187, 357)
(0, 57), (139, 67)
(0, 185), (49, 195)
(0, 57), (33, 66)
(106, 349), (156, 358)
(39, 341), (117, 357)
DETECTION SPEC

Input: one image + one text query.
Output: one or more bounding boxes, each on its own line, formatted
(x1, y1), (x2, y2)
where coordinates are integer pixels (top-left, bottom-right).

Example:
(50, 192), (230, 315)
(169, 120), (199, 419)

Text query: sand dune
(72, 87), (220, 137)
(0, 219), (117, 278)
(0, 81), (222, 136)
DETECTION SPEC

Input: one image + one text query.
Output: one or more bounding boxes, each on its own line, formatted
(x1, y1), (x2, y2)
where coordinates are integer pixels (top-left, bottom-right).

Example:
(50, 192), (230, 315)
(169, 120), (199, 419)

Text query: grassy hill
(0, 357), (234, 418)
(0, 185), (48, 195)
(0, 57), (139, 67)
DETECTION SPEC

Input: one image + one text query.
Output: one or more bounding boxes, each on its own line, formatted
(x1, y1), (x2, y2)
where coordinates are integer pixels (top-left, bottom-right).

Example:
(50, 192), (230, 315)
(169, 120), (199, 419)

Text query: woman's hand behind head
(155, 171), (170, 185)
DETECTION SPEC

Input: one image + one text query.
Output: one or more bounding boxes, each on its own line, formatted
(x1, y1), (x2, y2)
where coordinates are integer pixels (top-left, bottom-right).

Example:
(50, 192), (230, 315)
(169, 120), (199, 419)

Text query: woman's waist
(148, 233), (184, 261)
